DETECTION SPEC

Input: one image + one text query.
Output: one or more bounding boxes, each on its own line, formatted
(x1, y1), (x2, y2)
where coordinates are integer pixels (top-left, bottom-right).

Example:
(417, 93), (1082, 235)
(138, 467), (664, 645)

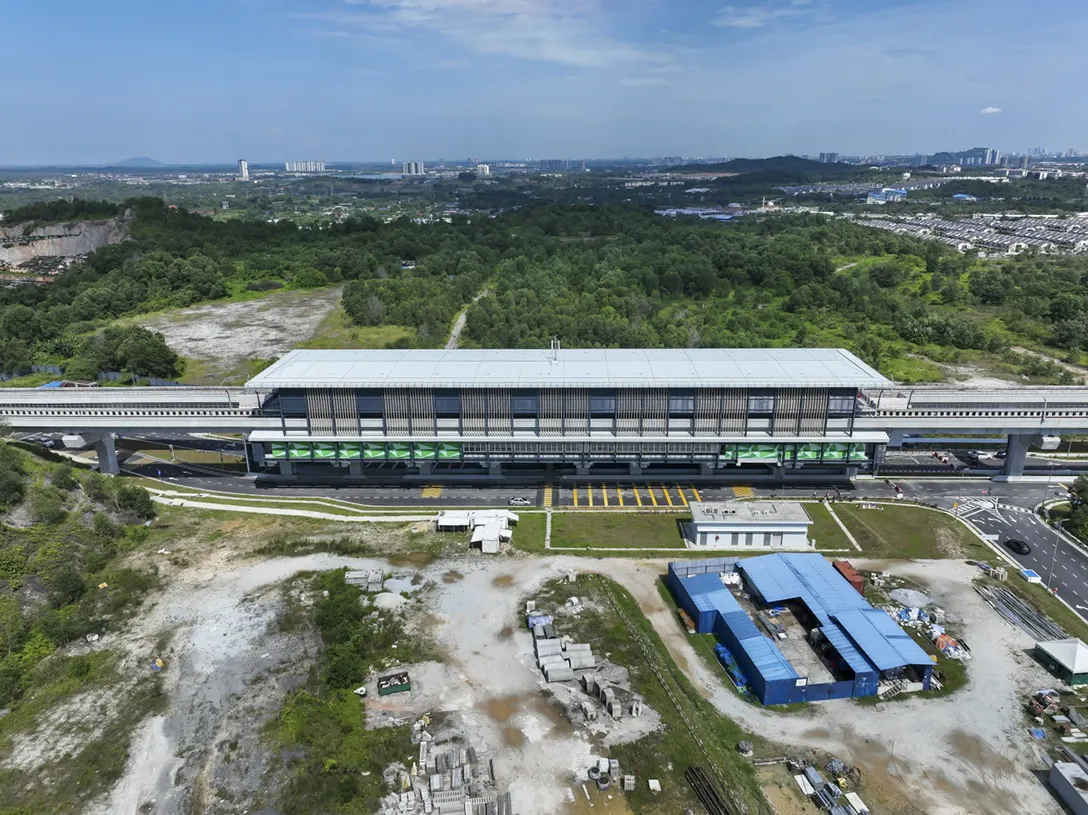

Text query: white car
(508, 497), (532, 506)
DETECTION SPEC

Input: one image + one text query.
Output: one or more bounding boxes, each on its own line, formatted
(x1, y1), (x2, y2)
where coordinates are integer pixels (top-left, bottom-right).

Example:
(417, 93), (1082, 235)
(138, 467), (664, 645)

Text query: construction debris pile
(527, 599), (597, 683)
(788, 758), (868, 814)
(379, 717), (517, 815)
(976, 584), (1068, 641)
(1027, 690), (1088, 745)
(346, 568), (385, 593)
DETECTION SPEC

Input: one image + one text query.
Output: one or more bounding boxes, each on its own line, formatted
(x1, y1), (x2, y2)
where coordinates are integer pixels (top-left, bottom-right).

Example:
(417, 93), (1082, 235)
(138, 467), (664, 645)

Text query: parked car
(1004, 538), (1031, 555)
(508, 497), (532, 506)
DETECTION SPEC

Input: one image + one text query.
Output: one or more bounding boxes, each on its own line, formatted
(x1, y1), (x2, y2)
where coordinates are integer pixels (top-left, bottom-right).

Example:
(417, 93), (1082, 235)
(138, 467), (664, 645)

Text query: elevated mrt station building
(245, 348), (889, 482)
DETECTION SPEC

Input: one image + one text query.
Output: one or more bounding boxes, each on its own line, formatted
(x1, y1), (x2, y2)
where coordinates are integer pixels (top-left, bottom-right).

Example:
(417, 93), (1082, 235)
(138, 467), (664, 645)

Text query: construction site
(2, 497), (1084, 815)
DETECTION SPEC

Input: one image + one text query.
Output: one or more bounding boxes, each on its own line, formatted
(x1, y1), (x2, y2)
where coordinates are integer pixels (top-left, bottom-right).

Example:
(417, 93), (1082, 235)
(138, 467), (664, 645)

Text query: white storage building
(688, 501), (813, 550)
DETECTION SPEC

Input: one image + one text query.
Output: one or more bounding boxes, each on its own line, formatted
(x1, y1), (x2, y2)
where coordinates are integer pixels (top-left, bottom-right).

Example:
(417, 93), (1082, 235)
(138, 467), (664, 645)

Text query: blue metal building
(668, 553), (934, 705)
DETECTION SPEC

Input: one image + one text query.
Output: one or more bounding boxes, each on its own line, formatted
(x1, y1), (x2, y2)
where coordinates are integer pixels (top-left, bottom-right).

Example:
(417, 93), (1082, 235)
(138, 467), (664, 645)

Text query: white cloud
(980, 106), (1003, 115)
(311, 0), (664, 68)
(713, 1), (813, 28)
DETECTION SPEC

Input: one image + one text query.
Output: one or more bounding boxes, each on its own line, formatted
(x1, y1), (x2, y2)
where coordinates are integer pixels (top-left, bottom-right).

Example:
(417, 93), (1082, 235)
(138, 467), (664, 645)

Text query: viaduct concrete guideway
(1, 347), (1087, 482)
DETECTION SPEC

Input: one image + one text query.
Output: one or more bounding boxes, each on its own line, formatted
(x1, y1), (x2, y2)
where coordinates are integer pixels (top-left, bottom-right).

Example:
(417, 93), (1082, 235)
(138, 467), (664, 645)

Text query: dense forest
(2, 197), (1088, 384)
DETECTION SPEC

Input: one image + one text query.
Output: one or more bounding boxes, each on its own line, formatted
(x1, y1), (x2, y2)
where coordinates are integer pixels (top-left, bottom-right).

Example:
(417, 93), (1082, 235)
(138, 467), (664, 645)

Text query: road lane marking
(633, 485), (644, 507)
(662, 486), (674, 507)
(573, 488), (579, 507)
(648, 487), (659, 507)
(691, 485), (702, 502)
(601, 484), (608, 507)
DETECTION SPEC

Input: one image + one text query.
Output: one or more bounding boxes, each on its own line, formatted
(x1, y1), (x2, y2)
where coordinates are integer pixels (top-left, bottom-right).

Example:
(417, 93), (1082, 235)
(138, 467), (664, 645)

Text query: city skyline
(3, 0), (1087, 165)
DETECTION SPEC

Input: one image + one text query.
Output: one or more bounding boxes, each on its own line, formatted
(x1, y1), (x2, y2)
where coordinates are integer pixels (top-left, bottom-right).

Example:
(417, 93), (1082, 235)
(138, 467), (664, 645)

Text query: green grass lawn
(511, 512), (547, 552)
(805, 502), (854, 551)
(833, 502), (991, 559)
(549, 512), (687, 549)
(297, 303), (415, 350)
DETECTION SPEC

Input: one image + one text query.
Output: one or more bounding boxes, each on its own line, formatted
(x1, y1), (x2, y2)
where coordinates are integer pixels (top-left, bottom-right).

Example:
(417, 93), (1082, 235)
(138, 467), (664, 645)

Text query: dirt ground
(137, 286), (342, 383)
(74, 531), (660, 814)
(12, 501), (1064, 815)
(608, 557), (1063, 815)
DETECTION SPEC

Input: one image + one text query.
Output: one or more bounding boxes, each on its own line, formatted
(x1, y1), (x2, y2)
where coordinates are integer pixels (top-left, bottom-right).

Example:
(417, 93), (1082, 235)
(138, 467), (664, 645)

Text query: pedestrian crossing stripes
(542, 486), (553, 508)
(570, 484), (700, 509)
(420, 484), (443, 498)
(732, 485), (755, 499)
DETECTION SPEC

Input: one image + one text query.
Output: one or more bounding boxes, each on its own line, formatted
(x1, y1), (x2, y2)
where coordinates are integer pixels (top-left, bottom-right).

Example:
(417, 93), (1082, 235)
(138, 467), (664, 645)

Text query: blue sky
(2, 0), (1085, 164)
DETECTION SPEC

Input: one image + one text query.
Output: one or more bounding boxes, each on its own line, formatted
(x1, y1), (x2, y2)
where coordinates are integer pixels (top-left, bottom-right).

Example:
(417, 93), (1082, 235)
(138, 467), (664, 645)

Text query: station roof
(244, 348), (889, 390)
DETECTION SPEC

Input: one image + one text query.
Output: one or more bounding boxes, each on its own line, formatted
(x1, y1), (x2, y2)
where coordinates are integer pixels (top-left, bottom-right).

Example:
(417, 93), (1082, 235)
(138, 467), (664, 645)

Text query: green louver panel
(313, 443), (337, 460)
(338, 443), (362, 460)
(737, 444), (781, 462)
(363, 443), (386, 460)
(823, 443), (849, 461)
(848, 444), (868, 461)
(268, 443), (288, 460)
(288, 443), (312, 460)
(796, 443), (822, 461)
(438, 443), (462, 460)
(414, 443), (436, 460)
(387, 443), (412, 460)
(719, 444), (737, 461)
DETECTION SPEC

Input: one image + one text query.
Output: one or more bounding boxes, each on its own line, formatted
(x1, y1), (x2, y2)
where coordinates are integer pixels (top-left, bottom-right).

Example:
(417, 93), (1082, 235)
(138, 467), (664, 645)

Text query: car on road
(1004, 538), (1031, 555)
(508, 497), (532, 506)
(995, 449), (1007, 459)
(38, 438), (56, 448)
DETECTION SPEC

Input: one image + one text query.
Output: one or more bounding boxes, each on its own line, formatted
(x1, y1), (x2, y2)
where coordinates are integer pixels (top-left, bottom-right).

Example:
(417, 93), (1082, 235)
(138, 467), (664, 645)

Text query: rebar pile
(976, 585), (1068, 641)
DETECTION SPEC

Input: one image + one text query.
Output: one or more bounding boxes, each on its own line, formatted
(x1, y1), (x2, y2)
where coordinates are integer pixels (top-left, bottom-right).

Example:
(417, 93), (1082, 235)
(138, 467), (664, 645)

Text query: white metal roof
(244, 348), (889, 390)
(690, 501), (812, 525)
(1038, 638), (1088, 674)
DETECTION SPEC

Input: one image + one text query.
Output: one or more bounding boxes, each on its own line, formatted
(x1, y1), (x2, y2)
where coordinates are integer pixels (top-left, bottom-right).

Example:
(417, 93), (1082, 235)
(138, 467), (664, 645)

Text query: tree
(29, 488), (67, 525)
(115, 484), (155, 519)
(51, 464), (77, 492)
(457, 172), (477, 182)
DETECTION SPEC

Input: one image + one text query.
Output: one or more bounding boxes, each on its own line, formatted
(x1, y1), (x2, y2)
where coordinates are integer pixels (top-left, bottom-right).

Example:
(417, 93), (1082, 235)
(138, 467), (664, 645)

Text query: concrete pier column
(279, 461), (294, 476)
(1001, 433), (1032, 479)
(488, 463), (502, 476)
(629, 464), (642, 477)
(91, 434), (119, 476)
(699, 462), (714, 476)
(575, 464), (591, 476)
(417, 462), (433, 476)
(887, 430), (905, 448)
(348, 461), (363, 476)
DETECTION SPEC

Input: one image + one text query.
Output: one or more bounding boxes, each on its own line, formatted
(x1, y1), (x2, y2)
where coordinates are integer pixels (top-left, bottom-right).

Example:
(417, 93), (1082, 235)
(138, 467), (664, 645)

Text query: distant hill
(669, 155), (847, 174)
(111, 157), (164, 168)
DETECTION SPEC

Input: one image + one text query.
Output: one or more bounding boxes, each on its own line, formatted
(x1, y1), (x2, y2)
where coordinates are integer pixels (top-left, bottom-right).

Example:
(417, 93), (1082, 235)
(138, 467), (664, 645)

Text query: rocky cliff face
(0, 210), (133, 269)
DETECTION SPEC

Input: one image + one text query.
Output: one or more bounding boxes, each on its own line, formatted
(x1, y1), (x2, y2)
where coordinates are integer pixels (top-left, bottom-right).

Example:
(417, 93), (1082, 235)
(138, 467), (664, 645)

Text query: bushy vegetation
(270, 570), (432, 813)
(0, 445), (159, 709)
(1, 198), (123, 227)
(5, 196), (1088, 384)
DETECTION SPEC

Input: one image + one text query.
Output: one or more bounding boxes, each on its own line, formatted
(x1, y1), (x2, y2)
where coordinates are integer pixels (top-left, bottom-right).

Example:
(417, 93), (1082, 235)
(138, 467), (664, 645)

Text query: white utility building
(688, 501), (813, 550)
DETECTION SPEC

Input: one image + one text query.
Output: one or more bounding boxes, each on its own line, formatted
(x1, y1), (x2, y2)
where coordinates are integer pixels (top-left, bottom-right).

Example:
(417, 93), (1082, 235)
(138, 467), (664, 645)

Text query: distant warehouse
(668, 553), (934, 705)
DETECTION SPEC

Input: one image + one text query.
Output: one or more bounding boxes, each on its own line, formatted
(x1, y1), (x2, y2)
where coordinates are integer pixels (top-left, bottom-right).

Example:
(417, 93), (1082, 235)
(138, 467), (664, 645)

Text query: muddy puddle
(503, 726), (526, 747)
(442, 570), (464, 583)
(387, 551), (437, 567)
(497, 625), (514, 639)
(492, 574), (515, 588)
